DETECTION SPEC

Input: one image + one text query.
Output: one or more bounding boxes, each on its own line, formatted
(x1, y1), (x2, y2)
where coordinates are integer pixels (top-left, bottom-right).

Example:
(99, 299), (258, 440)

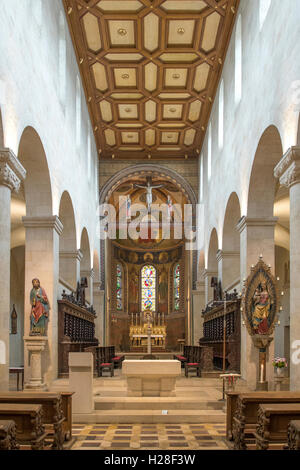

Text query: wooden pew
(0, 404), (46, 450)
(255, 404), (300, 450)
(287, 420), (300, 450)
(232, 392), (300, 450)
(226, 391), (240, 440)
(0, 392), (65, 450)
(0, 420), (19, 450)
(61, 392), (75, 445)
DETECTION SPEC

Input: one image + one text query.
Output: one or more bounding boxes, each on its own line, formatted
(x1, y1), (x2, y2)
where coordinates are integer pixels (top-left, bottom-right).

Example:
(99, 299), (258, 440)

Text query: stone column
(59, 249), (82, 289)
(217, 250), (240, 291)
(237, 216), (278, 390)
(192, 280), (205, 345)
(203, 269), (218, 305)
(93, 281), (104, 344)
(274, 146), (300, 390)
(22, 216), (63, 387)
(81, 269), (94, 306)
(0, 149), (26, 391)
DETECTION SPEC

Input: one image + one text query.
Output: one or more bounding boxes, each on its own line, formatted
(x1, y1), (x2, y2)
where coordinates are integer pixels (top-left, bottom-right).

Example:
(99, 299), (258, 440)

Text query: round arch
(59, 191), (77, 288)
(18, 127), (52, 216)
(222, 192), (241, 289)
(247, 125), (283, 218)
(80, 228), (91, 272)
(207, 228), (219, 273)
(99, 163), (197, 207)
(223, 192), (241, 252)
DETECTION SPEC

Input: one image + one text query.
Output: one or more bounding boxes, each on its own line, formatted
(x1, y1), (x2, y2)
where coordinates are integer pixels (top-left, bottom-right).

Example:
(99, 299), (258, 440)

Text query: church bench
(232, 392), (300, 450)
(225, 391), (240, 440)
(60, 392), (74, 444)
(0, 420), (19, 450)
(0, 392), (65, 450)
(287, 420), (300, 450)
(0, 404), (46, 450)
(112, 355), (125, 369)
(255, 404), (300, 450)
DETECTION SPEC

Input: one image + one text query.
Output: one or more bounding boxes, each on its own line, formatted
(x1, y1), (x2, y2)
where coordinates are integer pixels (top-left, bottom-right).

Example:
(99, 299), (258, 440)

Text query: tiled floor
(71, 423), (228, 450)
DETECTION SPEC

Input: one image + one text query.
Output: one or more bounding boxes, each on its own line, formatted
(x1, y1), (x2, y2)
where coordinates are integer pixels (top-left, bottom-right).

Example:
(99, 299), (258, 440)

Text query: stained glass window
(141, 265), (156, 312)
(174, 264), (180, 311)
(116, 264), (123, 311)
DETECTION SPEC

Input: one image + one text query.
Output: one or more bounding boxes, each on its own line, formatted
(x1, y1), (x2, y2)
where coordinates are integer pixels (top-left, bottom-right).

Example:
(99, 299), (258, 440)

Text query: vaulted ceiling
(63, 0), (239, 160)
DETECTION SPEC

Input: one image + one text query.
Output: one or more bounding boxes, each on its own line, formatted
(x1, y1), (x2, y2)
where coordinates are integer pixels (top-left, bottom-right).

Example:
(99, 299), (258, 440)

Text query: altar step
(94, 397), (224, 411)
(73, 408), (225, 424)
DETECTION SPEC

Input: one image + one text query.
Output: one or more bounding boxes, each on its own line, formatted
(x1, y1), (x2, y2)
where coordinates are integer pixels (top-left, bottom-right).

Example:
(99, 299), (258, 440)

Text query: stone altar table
(122, 360), (181, 397)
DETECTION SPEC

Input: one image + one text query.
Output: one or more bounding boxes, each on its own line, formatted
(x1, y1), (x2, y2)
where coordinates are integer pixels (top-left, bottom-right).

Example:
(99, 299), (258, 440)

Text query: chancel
(0, 0), (300, 453)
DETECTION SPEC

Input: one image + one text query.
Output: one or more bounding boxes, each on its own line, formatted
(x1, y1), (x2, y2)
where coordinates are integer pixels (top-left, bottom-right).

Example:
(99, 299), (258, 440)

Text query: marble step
(73, 409), (226, 424)
(94, 397), (225, 411)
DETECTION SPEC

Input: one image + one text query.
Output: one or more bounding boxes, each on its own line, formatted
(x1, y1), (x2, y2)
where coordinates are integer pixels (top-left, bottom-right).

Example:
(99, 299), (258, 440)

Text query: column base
(24, 382), (48, 391)
(256, 381), (268, 391)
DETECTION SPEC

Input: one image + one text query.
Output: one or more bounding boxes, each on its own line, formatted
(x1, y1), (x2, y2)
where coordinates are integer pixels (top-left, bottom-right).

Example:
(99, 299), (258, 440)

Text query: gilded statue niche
(242, 257), (280, 337)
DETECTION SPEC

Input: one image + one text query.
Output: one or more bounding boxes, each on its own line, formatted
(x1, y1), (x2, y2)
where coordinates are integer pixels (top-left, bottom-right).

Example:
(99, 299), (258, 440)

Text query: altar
(129, 312), (166, 351)
(122, 360), (181, 397)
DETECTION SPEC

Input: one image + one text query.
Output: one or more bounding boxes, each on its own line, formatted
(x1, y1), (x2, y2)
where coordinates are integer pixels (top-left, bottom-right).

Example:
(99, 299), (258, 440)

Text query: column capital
(22, 216), (63, 236)
(60, 249), (83, 262)
(202, 269), (218, 280)
(237, 216), (278, 233)
(274, 146), (300, 188)
(81, 269), (94, 279)
(216, 249), (240, 262)
(93, 281), (103, 292)
(0, 148), (26, 192)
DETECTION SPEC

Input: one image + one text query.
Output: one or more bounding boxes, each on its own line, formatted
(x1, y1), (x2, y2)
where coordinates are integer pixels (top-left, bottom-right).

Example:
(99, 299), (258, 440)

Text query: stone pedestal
(0, 149), (26, 391)
(69, 353), (93, 414)
(274, 146), (300, 390)
(24, 336), (47, 390)
(122, 360), (181, 397)
(274, 376), (285, 391)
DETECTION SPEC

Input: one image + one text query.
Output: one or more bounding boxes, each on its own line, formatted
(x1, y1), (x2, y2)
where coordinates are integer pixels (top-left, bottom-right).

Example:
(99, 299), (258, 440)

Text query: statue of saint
(251, 282), (270, 335)
(30, 279), (50, 336)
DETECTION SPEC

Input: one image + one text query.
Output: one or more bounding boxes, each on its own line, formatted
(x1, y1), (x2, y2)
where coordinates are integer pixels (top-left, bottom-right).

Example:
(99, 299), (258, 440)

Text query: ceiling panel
(64, 0), (239, 160)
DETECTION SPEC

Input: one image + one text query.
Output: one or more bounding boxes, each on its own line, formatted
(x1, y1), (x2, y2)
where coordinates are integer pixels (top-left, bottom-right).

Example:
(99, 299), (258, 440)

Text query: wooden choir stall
(199, 290), (241, 372)
(58, 283), (98, 378)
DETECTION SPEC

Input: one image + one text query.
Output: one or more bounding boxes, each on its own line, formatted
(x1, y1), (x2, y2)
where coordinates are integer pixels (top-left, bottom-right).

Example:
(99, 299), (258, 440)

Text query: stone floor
(71, 423), (229, 450)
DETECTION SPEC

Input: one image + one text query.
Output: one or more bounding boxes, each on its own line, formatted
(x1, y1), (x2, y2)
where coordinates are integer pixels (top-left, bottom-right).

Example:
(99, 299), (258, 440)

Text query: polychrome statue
(30, 279), (50, 336)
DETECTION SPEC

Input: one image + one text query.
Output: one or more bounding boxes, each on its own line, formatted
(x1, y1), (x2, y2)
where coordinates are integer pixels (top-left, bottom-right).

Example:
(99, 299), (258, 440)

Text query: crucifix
(134, 176), (164, 213)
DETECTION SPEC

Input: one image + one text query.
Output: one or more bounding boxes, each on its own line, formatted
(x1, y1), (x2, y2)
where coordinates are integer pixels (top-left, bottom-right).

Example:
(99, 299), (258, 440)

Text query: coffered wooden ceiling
(63, 0), (239, 160)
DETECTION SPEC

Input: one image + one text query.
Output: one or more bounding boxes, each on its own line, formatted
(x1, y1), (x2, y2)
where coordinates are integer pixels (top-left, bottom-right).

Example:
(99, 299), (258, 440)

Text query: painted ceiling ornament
(241, 256), (280, 337)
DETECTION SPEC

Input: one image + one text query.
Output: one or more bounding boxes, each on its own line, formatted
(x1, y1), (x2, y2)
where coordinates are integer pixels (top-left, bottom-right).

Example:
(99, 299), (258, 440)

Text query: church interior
(0, 0), (300, 453)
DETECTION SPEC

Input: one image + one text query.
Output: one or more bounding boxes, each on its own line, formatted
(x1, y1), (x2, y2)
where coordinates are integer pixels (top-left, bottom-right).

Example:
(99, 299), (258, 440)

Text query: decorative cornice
(237, 216), (278, 233)
(216, 250), (240, 262)
(274, 146), (300, 187)
(0, 148), (26, 192)
(60, 249), (83, 262)
(22, 216), (63, 236)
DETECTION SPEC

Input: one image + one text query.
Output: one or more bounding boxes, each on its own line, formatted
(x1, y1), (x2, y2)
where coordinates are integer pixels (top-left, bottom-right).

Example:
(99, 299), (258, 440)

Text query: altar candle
(260, 363), (264, 383)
